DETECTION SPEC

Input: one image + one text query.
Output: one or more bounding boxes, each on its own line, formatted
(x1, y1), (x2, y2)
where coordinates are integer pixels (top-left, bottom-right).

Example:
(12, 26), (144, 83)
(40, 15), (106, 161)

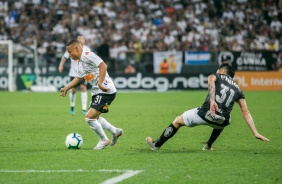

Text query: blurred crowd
(0, 0), (281, 65)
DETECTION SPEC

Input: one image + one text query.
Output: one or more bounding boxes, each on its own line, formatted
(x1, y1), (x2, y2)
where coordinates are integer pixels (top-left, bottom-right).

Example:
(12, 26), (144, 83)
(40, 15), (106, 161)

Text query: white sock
(85, 118), (108, 141)
(81, 91), (88, 111)
(69, 92), (76, 107)
(98, 117), (117, 134)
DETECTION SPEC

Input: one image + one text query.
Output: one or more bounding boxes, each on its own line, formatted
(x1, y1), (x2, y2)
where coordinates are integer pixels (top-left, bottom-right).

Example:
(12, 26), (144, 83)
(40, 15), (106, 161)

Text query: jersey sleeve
(214, 73), (220, 80)
(237, 88), (245, 101)
(84, 51), (103, 66)
(63, 51), (69, 59)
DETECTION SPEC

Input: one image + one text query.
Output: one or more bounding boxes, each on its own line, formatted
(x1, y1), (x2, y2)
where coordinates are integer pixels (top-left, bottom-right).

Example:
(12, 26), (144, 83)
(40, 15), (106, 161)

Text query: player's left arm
(60, 77), (83, 97)
(98, 62), (109, 92)
(237, 99), (270, 142)
(208, 74), (218, 116)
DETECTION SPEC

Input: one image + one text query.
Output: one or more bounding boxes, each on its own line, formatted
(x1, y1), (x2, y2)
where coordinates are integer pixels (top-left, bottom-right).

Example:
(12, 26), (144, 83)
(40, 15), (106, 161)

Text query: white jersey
(63, 45), (91, 77)
(77, 50), (117, 96)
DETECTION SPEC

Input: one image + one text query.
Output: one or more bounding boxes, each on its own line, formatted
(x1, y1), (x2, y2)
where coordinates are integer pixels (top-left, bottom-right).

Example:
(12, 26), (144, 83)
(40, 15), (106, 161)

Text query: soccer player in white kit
(58, 36), (90, 115)
(60, 39), (123, 150)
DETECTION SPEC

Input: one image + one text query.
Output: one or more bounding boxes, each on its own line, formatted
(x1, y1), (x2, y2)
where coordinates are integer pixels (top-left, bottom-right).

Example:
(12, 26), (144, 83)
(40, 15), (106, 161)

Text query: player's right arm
(58, 56), (67, 73)
(97, 61), (109, 92)
(208, 74), (218, 116)
(60, 77), (83, 97)
(237, 99), (270, 142)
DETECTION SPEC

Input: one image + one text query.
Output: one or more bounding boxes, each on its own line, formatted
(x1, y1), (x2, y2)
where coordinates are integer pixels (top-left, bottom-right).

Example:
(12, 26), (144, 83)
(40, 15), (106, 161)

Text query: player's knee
(175, 116), (182, 122)
(173, 116), (180, 121)
(172, 116), (184, 127)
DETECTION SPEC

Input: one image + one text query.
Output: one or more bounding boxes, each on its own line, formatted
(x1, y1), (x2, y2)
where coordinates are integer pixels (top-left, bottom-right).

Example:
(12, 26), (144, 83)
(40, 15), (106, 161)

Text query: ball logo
(164, 127), (173, 137)
(85, 52), (89, 55)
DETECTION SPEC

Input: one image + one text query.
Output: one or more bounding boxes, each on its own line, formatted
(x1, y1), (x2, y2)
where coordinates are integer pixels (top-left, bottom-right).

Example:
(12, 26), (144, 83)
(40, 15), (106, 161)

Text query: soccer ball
(65, 133), (83, 149)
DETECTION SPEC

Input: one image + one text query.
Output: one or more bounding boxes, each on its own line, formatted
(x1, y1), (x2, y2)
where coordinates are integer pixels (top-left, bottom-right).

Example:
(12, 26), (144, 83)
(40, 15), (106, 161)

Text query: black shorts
(70, 77), (87, 87)
(90, 93), (116, 113)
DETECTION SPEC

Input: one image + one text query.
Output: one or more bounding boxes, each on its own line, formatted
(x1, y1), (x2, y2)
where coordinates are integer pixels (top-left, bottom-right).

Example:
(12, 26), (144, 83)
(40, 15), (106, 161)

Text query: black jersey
(197, 73), (245, 127)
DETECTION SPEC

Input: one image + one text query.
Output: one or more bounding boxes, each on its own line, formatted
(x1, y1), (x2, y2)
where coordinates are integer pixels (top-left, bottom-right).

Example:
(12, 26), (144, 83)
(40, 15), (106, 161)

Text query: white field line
(0, 169), (143, 184)
(100, 170), (143, 184)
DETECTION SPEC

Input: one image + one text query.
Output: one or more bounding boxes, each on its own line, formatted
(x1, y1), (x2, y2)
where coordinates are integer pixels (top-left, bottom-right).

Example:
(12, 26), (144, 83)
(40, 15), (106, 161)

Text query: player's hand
(60, 88), (68, 97)
(210, 99), (218, 116)
(254, 133), (270, 142)
(98, 83), (109, 92)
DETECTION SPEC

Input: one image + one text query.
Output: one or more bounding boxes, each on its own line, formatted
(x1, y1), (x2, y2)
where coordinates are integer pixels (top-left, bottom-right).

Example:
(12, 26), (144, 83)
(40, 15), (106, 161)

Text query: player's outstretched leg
(146, 123), (179, 151)
(146, 116), (183, 150)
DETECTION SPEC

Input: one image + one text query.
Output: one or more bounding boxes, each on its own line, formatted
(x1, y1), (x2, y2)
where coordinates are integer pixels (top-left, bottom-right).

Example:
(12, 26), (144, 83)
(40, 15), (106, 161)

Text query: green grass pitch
(0, 91), (281, 184)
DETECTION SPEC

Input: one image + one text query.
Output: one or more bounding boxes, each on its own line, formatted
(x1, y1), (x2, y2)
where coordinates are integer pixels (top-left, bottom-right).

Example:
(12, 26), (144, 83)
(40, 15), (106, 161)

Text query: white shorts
(182, 108), (224, 129)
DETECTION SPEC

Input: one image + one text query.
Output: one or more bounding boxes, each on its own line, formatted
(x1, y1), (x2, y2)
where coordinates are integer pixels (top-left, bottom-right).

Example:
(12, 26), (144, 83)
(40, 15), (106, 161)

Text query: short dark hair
(66, 39), (80, 46)
(219, 62), (235, 78)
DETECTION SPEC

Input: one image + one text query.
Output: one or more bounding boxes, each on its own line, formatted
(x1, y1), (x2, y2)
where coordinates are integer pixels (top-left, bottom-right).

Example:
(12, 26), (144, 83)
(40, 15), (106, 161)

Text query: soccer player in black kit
(146, 62), (270, 150)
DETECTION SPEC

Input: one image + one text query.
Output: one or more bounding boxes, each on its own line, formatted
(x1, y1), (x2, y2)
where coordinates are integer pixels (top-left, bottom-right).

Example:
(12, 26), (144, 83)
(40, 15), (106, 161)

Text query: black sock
(206, 128), (224, 147)
(155, 123), (179, 148)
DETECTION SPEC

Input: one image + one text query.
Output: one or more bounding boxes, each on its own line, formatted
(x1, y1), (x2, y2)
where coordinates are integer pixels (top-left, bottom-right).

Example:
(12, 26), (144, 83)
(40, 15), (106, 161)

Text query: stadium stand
(0, 0), (281, 72)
